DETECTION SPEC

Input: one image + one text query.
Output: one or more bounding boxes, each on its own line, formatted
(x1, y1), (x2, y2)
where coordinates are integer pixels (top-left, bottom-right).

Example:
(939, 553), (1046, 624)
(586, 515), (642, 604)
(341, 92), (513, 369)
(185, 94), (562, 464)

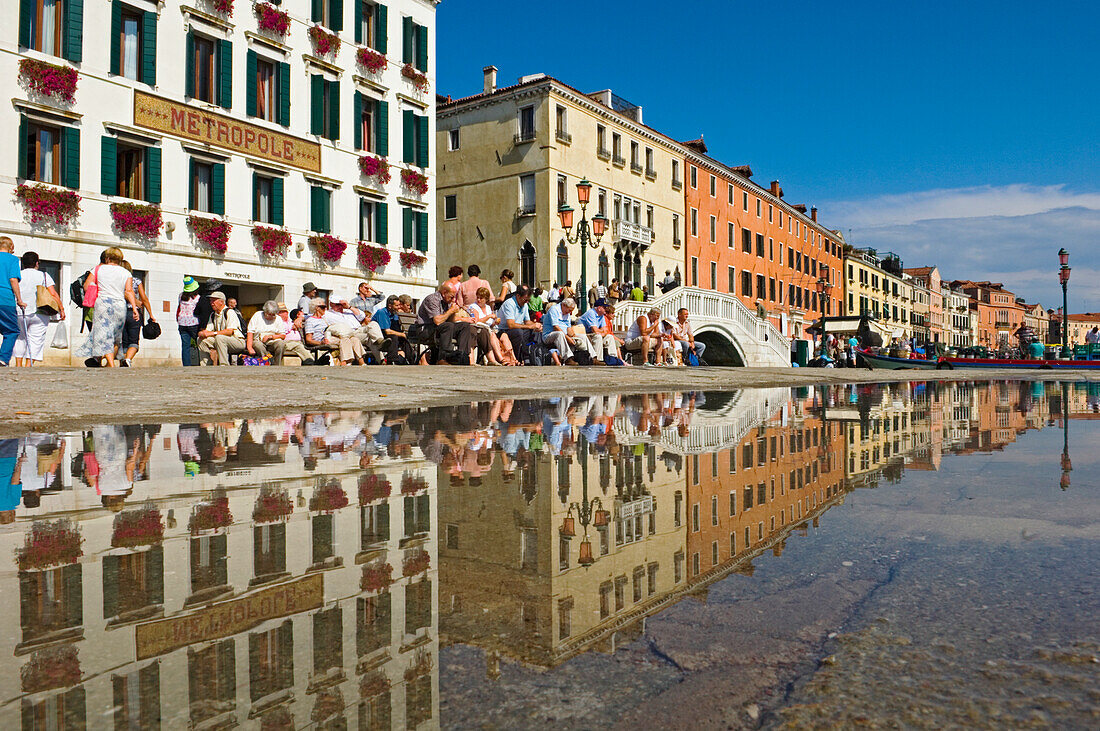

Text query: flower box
(254, 2), (290, 37)
(360, 561), (393, 592)
(111, 507), (165, 548)
(400, 169), (429, 196)
(402, 549), (430, 577)
(358, 155), (391, 184)
(16, 520), (82, 571)
(403, 649), (433, 681)
(188, 497), (233, 535)
(309, 234), (348, 263)
(309, 25), (341, 57)
(309, 481), (349, 513)
(21, 646), (81, 694)
(189, 215), (232, 253)
(399, 250), (427, 270)
(357, 242), (390, 273)
(212, 0), (233, 16)
(311, 689), (344, 723)
(357, 48), (387, 74)
(253, 225), (292, 258)
(401, 63), (428, 92)
(110, 202), (162, 238)
(19, 58), (78, 103)
(359, 672), (391, 699)
(15, 184), (81, 227)
(253, 486), (293, 523)
(358, 473), (392, 503)
(259, 707), (293, 731)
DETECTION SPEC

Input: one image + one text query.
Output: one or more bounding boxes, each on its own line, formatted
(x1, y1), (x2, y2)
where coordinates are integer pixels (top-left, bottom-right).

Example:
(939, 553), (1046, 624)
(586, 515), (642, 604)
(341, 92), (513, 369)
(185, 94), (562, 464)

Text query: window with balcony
(596, 125), (609, 158)
(555, 105), (570, 143)
(518, 173), (536, 216)
(611, 133), (623, 166)
(671, 159), (681, 189)
(644, 147), (655, 177)
(515, 106), (535, 144)
(630, 141), (641, 173)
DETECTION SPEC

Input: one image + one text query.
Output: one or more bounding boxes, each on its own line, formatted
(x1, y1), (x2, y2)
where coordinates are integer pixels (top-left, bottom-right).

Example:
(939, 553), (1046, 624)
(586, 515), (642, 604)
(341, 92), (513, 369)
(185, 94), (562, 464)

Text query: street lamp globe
(576, 178), (592, 205)
(591, 213), (608, 239)
(558, 204), (574, 230)
(1059, 248), (1069, 267)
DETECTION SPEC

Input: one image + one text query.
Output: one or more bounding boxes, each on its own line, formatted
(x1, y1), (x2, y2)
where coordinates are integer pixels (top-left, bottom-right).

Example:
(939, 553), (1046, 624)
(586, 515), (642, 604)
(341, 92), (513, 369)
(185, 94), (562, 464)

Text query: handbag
(36, 272), (61, 315)
(81, 266), (100, 308)
(142, 320), (162, 340)
(686, 351), (700, 367)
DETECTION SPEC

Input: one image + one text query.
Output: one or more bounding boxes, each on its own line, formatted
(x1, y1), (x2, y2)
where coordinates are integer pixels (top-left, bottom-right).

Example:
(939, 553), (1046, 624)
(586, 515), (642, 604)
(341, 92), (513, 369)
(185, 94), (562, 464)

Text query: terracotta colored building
(682, 141), (844, 339)
(904, 267), (944, 343)
(952, 280), (1025, 348)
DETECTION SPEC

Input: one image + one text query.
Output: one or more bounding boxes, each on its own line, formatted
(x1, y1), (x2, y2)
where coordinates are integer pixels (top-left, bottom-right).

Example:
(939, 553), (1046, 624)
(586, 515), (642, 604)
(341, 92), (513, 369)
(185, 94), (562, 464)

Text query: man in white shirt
(329, 295), (383, 363)
(197, 292), (246, 365)
(247, 300), (312, 364)
(670, 307), (706, 363)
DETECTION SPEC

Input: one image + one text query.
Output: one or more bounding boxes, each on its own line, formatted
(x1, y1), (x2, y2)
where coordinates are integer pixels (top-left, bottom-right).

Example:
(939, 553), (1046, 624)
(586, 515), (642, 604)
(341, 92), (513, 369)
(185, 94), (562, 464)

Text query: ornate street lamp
(559, 178), (608, 313)
(816, 277), (833, 353)
(1058, 248), (1071, 358)
(1060, 381), (1072, 489)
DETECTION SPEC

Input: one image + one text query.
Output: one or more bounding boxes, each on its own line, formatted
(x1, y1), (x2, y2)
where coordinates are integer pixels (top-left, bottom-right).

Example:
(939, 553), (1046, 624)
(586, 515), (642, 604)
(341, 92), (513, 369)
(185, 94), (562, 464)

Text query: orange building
(682, 140), (844, 338)
(904, 266), (944, 343)
(952, 280), (1025, 348)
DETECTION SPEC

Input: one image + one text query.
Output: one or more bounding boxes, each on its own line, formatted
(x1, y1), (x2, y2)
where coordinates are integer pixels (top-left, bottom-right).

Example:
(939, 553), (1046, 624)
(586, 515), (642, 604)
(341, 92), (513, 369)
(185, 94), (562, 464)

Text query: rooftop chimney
(810, 206), (818, 222)
(769, 180), (783, 198)
(483, 65), (498, 95)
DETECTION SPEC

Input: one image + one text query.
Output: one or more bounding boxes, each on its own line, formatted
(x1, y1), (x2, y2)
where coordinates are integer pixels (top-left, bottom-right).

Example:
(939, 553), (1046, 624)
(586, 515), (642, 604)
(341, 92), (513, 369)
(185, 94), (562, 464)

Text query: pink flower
(110, 202), (162, 238)
(401, 169), (429, 196)
(357, 48), (388, 74)
(213, 0), (234, 17)
(358, 155), (391, 184)
(253, 226), (292, 257)
(309, 25), (341, 57)
(399, 250), (427, 269)
(188, 215), (231, 253)
(254, 3), (290, 37)
(14, 184), (81, 227)
(401, 63), (429, 92)
(309, 234), (348, 263)
(19, 59), (78, 103)
(357, 242), (391, 272)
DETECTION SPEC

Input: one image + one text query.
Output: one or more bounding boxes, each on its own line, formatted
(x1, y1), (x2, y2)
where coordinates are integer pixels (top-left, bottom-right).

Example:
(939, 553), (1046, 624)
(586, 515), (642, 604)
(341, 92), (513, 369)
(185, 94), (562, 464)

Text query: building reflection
(0, 381), (1083, 727)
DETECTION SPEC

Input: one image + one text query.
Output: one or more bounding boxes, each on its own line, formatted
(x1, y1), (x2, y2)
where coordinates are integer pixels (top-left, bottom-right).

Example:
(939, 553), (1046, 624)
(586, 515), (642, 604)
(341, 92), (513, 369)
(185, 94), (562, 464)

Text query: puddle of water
(0, 381), (1096, 729)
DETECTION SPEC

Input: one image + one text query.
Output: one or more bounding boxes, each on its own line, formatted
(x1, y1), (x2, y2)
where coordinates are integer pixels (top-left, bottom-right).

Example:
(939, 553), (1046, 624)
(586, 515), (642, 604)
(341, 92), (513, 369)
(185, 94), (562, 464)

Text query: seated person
(623, 308), (664, 366)
(498, 285), (541, 353)
(670, 307), (706, 363)
(197, 292), (246, 365)
(305, 299), (365, 365)
(247, 300), (311, 364)
(466, 287), (513, 365)
(542, 297), (590, 364)
(416, 283), (475, 364)
(579, 299), (623, 364)
(369, 294), (417, 364)
(329, 295), (383, 363)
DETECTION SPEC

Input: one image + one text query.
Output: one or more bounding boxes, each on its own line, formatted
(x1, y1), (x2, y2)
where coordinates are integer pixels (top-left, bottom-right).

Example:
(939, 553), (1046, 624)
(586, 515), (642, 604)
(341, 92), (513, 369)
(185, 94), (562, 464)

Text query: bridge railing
(612, 286), (791, 364)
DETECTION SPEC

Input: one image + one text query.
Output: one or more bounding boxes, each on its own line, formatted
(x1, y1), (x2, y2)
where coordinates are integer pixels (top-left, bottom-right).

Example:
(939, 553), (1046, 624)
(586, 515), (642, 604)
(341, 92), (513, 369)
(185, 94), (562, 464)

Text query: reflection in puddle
(0, 380), (1093, 728)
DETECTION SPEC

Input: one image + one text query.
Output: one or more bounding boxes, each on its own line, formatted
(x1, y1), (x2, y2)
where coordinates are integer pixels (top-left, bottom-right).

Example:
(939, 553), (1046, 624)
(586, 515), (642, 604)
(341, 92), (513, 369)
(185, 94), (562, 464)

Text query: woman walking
(12, 251), (64, 366)
(176, 276), (201, 366)
(119, 261), (156, 366)
(77, 247), (137, 367)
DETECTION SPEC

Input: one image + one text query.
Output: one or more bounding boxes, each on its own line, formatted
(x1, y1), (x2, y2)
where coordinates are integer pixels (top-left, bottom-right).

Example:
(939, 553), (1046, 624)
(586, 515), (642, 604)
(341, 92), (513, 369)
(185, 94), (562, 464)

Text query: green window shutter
(402, 207), (412, 249)
(353, 91), (362, 150)
(145, 146), (161, 203)
(251, 171), (258, 221)
(417, 114), (428, 168)
(17, 117), (29, 180)
(62, 126), (80, 189)
(310, 75), (324, 135)
(278, 62), (290, 126)
(110, 1), (122, 74)
(188, 158), (195, 209)
(402, 16), (413, 64)
(354, 0), (362, 43)
(217, 39), (232, 109)
(63, 564), (83, 627)
(416, 24), (427, 71)
(147, 546), (164, 605)
(19, 0), (32, 48)
(417, 211), (428, 252)
(330, 0), (343, 31)
(376, 100), (388, 156)
(375, 201), (387, 245)
(65, 0), (83, 62)
(324, 189), (332, 233)
(312, 186), (328, 232)
(272, 176), (284, 226)
(102, 555), (119, 619)
(211, 162), (225, 215)
(100, 135), (117, 195)
(402, 110), (414, 163)
(312, 0), (322, 23)
(246, 50), (257, 117)
(142, 11), (157, 85)
(185, 32), (195, 98)
(375, 4), (387, 54)
(327, 79), (340, 141)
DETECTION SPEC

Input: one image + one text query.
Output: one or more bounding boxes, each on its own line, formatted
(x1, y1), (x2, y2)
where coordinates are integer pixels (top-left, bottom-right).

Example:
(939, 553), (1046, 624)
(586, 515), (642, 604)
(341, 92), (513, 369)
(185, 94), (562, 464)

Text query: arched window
(556, 240), (569, 286)
(519, 240), (536, 288)
(646, 262), (655, 294)
(633, 253), (642, 284)
(613, 248), (623, 281)
(597, 250), (609, 285)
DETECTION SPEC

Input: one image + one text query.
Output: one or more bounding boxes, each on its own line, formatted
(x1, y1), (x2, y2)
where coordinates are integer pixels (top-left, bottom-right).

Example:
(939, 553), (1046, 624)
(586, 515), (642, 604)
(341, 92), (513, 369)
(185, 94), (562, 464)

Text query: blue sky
(437, 0), (1100, 309)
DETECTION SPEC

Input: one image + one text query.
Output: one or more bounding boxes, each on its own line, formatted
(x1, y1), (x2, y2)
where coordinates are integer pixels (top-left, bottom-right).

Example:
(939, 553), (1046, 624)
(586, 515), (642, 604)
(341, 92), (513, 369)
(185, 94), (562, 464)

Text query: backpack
(686, 351), (700, 367)
(521, 340), (551, 366)
(70, 272), (89, 307)
(572, 350), (592, 366)
(603, 354), (625, 367)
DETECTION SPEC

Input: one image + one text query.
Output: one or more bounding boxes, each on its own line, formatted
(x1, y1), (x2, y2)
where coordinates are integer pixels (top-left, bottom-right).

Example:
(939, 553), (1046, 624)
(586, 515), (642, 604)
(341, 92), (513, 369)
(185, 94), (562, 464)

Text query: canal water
(0, 381), (1096, 729)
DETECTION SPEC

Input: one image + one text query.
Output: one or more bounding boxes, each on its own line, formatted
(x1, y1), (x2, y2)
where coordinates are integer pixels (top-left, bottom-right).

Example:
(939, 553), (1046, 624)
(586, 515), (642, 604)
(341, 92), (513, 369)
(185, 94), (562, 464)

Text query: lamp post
(1059, 248), (1071, 358)
(559, 178), (608, 314)
(816, 277), (832, 354)
(1060, 381), (1072, 490)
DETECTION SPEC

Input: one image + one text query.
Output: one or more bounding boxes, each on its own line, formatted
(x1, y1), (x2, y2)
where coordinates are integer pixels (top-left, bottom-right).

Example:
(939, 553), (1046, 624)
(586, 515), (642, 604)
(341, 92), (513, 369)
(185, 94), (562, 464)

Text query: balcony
(597, 146), (611, 160)
(994, 320), (1010, 329)
(630, 162), (644, 175)
(514, 129), (536, 145)
(612, 219), (654, 247)
(612, 154), (626, 168)
(672, 178), (682, 191)
(645, 167), (657, 180)
(555, 130), (572, 145)
(515, 204), (536, 218)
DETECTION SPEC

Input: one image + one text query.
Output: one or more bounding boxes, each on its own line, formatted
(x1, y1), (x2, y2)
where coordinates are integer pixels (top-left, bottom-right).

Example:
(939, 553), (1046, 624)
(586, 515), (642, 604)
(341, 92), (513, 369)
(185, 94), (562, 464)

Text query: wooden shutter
(272, 176), (284, 226)
(185, 32), (195, 98)
(147, 546), (164, 605)
(330, 0), (343, 31)
(311, 186), (323, 232)
(402, 110), (414, 163)
(19, 0), (32, 48)
(110, 1), (122, 74)
(312, 0), (322, 22)
(188, 158), (195, 209)
(310, 75), (324, 135)
(17, 117), (29, 180)
(145, 146), (161, 203)
(354, 0), (362, 43)
(216, 641), (235, 699)
(327, 79), (340, 141)
(100, 135), (117, 195)
(417, 114), (428, 167)
(217, 39), (232, 109)
(375, 4), (387, 54)
(63, 564), (83, 627)
(251, 171), (259, 221)
(375, 100), (388, 156)
(375, 201), (387, 245)
(402, 206), (412, 249)
(102, 555), (119, 619)
(403, 495), (414, 537)
(65, 0), (84, 62)
(245, 50), (257, 117)
(353, 91), (362, 149)
(402, 16), (413, 63)
(416, 211), (428, 252)
(416, 24), (427, 71)
(211, 162), (225, 215)
(62, 126), (80, 189)
(142, 11), (157, 84)
(278, 62), (291, 126)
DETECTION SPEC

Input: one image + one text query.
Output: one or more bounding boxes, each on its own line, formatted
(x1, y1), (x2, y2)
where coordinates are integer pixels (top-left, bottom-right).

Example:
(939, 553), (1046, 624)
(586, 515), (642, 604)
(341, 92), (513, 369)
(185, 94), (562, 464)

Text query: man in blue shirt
(542, 297), (589, 364)
(0, 438), (22, 524)
(578, 299), (622, 364)
(370, 294), (416, 363)
(499, 285), (541, 352)
(0, 237), (24, 366)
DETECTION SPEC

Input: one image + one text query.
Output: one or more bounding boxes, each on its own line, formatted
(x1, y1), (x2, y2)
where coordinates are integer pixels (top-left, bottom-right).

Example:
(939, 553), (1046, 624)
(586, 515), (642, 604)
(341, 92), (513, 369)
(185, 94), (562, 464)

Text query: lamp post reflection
(1060, 382), (1072, 490)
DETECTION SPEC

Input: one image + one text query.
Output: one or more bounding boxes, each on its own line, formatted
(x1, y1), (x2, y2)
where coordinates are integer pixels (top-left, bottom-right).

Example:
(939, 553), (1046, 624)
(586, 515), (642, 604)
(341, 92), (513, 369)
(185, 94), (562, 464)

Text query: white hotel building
(2, 0), (438, 364)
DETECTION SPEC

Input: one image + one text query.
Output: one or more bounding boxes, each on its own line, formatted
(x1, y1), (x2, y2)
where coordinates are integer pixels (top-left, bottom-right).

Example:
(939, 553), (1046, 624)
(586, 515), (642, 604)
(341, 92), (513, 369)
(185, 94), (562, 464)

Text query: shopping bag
(50, 323), (69, 349)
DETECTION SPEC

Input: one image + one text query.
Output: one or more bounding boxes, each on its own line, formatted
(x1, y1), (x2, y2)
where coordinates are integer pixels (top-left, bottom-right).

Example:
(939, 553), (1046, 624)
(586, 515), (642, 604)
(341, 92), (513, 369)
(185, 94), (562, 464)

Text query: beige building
(436, 68), (687, 293)
(843, 248), (912, 339)
(945, 284), (977, 348)
(1063, 313), (1100, 345)
(1021, 302), (1050, 343)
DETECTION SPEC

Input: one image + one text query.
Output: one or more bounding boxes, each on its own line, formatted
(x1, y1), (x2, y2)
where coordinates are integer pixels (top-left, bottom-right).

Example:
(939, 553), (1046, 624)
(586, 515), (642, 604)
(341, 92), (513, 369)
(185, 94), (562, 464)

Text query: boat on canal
(861, 349), (1100, 371)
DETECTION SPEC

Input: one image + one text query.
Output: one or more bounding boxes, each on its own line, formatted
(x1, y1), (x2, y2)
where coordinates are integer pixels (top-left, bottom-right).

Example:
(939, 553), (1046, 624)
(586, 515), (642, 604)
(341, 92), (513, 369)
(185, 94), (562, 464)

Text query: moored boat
(938, 357), (1100, 370)
(859, 351), (940, 370)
